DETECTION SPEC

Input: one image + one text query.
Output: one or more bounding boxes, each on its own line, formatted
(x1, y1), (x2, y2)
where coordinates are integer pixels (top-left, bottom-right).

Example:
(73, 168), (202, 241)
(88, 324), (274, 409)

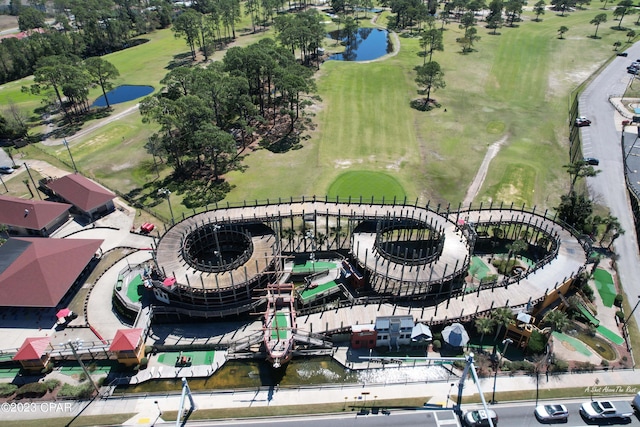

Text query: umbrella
(56, 308), (71, 319)
(442, 323), (470, 347)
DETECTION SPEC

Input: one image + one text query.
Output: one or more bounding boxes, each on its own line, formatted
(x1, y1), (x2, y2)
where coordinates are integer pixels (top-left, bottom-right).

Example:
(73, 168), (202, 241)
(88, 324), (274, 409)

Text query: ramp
(578, 304), (600, 326)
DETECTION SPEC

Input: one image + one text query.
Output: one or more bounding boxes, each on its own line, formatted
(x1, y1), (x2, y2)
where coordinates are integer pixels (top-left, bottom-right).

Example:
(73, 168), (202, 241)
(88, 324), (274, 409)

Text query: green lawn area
(469, 256), (490, 280)
(593, 268), (617, 307)
(327, 171), (406, 201)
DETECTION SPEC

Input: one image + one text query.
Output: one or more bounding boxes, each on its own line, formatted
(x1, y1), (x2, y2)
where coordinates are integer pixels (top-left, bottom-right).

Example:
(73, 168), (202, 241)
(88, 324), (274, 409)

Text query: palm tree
(543, 310), (569, 333)
(475, 317), (496, 348)
(491, 307), (513, 341)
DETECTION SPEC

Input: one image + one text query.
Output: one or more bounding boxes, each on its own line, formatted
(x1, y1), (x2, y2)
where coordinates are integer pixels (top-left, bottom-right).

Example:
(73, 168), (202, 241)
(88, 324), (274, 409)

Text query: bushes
(13, 379), (60, 399)
(527, 330), (547, 354)
(573, 361), (595, 372)
(615, 294), (624, 307)
(431, 339), (442, 351)
(57, 383), (95, 399)
(616, 310), (625, 322)
(0, 383), (17, 397)
(549, 358), (569, 373)
(581, 282), (595, 302)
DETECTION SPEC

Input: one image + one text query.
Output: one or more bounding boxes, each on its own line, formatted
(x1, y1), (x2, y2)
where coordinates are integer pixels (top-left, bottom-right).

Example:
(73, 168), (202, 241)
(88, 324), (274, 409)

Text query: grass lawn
(5, 1), (634, 218)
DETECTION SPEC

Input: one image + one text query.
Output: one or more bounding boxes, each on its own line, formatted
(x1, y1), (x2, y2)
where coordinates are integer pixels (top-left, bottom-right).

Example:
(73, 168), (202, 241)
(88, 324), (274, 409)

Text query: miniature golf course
(126, 274), (144, 303)
(593, 268), (616, 308)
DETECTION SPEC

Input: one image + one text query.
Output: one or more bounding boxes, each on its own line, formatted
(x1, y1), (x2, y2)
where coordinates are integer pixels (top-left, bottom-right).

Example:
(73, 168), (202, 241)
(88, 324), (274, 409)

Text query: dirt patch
(0, 16), (18, 32)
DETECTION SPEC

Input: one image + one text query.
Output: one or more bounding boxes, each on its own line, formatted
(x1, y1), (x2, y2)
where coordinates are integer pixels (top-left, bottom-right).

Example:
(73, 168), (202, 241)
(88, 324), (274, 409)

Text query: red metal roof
(13, 337), (51, 361)
(109, 328), (143, 352)
(0, 195), (71, 230)
(0, 237), (103, 307)
(45, 174), (115, 213)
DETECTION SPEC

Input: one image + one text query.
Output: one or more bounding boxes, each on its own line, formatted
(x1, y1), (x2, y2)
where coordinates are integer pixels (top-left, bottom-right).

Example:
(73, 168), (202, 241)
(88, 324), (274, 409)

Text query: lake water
(328, 28), (393, 62)
(92, 85), (154, 108)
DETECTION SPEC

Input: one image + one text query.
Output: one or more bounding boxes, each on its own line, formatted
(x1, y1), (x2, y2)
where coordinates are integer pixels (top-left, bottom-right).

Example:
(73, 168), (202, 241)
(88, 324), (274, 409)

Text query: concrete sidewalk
(4, 357), (640, 424)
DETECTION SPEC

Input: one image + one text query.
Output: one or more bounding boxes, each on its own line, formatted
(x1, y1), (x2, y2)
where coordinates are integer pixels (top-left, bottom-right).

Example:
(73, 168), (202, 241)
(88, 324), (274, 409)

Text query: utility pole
(23, 163), (42, 200)
(63, 138), (78, 173)
(68, 339), (100, 395)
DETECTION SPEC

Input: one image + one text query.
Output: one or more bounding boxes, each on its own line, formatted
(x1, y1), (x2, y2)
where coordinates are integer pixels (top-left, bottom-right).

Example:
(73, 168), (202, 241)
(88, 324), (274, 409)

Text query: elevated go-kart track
(152, 198), (588, 323)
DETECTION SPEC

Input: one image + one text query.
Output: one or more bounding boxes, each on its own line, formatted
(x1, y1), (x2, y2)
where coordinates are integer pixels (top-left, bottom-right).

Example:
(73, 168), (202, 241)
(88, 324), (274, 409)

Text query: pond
(114, 356), (450, 394)
(92, 85), (154, 108)
(327, 28), (393, 62)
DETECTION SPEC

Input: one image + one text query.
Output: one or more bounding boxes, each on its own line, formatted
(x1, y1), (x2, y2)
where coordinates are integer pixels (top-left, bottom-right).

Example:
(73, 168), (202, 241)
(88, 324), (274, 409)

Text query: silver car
(534, 404), (569, 422)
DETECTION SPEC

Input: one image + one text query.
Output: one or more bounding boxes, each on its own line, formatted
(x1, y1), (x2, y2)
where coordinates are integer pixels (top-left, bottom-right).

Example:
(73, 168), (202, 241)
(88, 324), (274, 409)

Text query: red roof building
(0, 237), (103, 307)
(44, 174), (116, 220)
(13, 337), (52, 361)
(109, 328), (145, 367)
(13, 336), (52, 372)
(0, 195), (71, 237)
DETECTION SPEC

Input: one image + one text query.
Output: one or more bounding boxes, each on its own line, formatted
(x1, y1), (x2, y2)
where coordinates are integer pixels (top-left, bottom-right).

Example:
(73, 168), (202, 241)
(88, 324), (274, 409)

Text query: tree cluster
(140, 37), (316, 187)
(27, 55), (120, 120)
(0, 0), (171, 85)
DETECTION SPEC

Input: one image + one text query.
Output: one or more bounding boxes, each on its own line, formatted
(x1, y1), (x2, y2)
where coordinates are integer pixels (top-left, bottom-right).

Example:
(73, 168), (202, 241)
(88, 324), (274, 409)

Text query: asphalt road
(149, 400), (640, 427)
(579, 44), (640, 331)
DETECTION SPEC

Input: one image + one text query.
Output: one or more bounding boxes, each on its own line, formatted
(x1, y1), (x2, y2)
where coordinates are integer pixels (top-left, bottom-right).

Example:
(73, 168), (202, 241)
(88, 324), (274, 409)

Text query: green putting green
(470, 256), (490, 280)
(552, 331), (593, 357)
(272, 313), (289, 340)
(292, 261), (337, 273)
(299, 280), (340, 301)
(593, 268), (617, 308)
(327, 171), (406, 201)
(578, 304), (600, 327)
(596, 325), (625, 346)
(157, 351), (216, 366)
(520, 257), (536, 268)
(126, 274), (144, 303)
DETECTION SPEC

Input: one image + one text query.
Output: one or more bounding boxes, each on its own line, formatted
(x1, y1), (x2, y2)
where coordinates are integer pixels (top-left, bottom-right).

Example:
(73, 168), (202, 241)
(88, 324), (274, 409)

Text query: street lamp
(447, 383), (455, 408)
(158, 188), (174, 225)
(490, 338), (513, 404)
(152, 400), (162, 426)
(212, 224), (222, 266)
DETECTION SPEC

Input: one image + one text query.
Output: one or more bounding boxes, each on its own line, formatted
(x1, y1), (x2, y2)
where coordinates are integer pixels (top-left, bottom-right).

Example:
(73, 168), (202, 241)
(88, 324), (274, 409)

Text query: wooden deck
(154, 202), (587, 310)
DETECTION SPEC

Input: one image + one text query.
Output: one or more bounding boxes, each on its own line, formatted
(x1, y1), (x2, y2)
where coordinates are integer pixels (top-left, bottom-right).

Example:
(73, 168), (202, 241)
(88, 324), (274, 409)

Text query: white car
(462, 409), (498, 426)
(534, 404), (569, 422)
(0, 166), (14, 174)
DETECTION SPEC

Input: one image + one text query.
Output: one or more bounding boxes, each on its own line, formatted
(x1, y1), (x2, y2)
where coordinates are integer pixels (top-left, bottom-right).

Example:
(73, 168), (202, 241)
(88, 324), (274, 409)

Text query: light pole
(158, 188), (174, 225)
(152, 400), (162, 426)
(447, 383), (455, 408)
(212, 224), (222, 266)
(68, 339), (100, 394)
(490, 338), (513, 404)
(63, 138), (78, 173)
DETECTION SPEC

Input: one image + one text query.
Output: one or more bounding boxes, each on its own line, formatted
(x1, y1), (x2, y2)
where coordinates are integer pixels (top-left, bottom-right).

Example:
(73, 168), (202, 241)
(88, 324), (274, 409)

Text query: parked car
(584, 157), (600, 166)
(0, 166), (14, 174)
(628, 66), (639, 74)
(462, 409), (498, 426)
(534, 404), (569, 422)
(631, 391), (640, 412)
(618, 51), (629, 56)
(579, 400), (633, 421)
(575, 116), (591, 127)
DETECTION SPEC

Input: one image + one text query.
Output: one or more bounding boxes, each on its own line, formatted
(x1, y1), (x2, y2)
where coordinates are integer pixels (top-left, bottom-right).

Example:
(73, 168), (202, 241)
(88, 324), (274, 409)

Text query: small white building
(375, 315), (414, 349)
